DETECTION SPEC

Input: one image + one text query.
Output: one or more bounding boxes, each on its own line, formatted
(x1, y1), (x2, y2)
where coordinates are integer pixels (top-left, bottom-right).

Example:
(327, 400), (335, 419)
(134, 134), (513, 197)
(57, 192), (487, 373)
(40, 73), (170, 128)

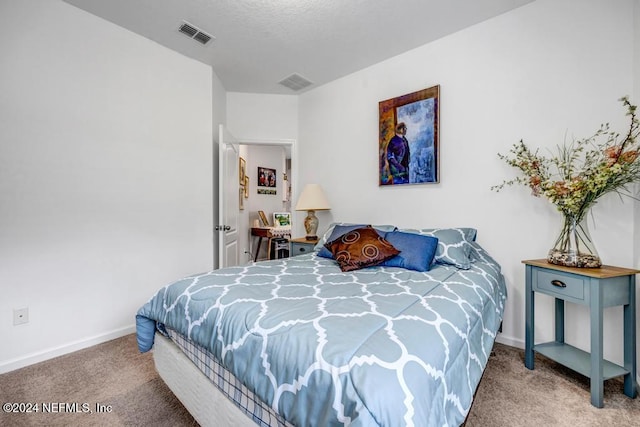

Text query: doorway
(215, 137), (296, 269)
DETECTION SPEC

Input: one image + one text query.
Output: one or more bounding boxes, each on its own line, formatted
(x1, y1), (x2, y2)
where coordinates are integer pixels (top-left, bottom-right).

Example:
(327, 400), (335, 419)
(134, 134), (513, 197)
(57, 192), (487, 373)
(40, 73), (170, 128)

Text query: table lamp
(295, 184), (331, 240)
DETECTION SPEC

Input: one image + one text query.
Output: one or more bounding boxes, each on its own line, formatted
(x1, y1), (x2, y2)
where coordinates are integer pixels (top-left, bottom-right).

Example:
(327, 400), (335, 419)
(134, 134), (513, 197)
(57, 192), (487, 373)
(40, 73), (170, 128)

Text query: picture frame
(273, 212), (291, 228)
(258, 210), (269, 227)
(239, 157), (246, 185)
(257, 166), (277, 195)
(379, 85), (440, 186)
(244, 176), (249, 198)
(239, 187), (244, 210)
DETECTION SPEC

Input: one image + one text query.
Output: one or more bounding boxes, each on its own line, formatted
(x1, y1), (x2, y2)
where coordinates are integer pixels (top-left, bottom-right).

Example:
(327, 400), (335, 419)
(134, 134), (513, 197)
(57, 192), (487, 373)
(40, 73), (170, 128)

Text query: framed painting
(239, 187), (244, 210)
(273, 212), (291, 228)
(239, 157), (246, 185)
(379, 85), (439, 186)
(257, 166), (277, 195)
(244, 176), (249, 198)
(258, 210), (269, 227)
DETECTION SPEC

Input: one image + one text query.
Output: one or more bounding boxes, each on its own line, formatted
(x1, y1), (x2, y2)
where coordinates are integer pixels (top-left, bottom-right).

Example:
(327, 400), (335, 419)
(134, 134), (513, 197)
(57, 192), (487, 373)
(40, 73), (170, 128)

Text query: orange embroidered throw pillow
(325, 226), (400, 272)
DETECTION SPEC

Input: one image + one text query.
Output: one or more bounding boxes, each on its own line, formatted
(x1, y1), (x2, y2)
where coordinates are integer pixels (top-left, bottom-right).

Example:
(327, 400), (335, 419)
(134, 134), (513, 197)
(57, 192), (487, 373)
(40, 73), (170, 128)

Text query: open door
(216, 124), (239, 268)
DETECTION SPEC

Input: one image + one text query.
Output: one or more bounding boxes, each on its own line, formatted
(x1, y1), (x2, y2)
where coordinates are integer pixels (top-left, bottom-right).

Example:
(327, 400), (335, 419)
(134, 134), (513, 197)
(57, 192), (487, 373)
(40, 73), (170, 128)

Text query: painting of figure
(379, 85), (439, 186)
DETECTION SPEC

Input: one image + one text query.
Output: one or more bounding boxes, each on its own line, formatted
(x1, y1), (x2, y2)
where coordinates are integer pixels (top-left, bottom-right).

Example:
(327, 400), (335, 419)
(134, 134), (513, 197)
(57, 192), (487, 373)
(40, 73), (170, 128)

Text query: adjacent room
(1, 0), (639, 425)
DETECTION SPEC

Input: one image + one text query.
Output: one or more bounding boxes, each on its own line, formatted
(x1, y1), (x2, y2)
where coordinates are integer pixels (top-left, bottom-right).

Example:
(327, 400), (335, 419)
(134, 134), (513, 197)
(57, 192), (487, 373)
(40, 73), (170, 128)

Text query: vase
(547, 213), (602, 268)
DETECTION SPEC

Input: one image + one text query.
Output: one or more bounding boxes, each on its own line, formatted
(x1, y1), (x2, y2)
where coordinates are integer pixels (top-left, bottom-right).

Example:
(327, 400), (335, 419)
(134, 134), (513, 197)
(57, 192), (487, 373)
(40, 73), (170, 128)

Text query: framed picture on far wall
(239, 157), (246, 185)
(273, 212), (291, 228)
(379, 85), (440, 186)
(257, 166), (277, 195)
(258, 210), (269, 227)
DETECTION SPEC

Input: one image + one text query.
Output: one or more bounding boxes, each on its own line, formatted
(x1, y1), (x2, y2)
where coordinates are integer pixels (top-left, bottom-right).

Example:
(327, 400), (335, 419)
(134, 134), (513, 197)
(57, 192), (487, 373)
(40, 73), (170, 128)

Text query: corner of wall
(634, 2), (640, 269)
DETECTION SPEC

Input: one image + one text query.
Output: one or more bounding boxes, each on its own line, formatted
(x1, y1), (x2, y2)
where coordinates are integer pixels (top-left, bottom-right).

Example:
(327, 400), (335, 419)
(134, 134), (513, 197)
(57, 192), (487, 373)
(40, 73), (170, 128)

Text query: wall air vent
(278, 73), (313, 91)
(178, 21), (214, 45)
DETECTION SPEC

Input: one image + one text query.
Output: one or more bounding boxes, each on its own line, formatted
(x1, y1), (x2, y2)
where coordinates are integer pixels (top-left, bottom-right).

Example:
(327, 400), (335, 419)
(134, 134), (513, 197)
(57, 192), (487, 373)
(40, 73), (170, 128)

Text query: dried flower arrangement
(492, 97), (640, 267)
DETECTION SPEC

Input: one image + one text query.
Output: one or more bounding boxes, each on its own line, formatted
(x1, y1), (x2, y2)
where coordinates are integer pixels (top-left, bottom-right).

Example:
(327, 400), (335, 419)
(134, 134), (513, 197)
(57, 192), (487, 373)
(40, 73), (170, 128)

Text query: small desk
(251, 227), (291, 261)
(523, 259), (638, 407)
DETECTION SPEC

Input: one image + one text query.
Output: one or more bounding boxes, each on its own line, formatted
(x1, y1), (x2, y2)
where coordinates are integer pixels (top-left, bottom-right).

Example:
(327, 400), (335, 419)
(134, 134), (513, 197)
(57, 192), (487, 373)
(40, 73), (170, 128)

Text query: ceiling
(62, 0), (534, 95)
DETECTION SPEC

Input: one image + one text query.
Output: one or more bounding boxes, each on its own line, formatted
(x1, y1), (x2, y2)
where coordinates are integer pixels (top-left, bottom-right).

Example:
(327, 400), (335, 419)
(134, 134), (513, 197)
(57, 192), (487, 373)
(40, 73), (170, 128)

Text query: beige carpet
(0, 334), (197, 427)
(467, 342), (640, 426)
(0, 334), (638, 426)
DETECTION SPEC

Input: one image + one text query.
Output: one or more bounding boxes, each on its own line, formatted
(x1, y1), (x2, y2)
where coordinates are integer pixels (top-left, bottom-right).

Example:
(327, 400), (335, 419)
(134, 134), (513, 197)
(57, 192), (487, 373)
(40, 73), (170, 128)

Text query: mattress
(154, 332), (274, 427)
(138, 232), (506, 426)
(164, 328), (292, 427)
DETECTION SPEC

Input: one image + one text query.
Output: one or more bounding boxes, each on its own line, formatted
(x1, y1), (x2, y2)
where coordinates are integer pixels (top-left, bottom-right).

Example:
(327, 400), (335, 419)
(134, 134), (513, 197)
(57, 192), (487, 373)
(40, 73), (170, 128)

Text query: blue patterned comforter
(136, 242), (506, 427)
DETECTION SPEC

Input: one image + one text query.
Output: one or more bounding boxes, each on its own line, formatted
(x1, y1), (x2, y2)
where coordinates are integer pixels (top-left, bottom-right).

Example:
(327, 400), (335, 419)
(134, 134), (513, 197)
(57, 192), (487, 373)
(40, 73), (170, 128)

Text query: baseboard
(495, 333), (524, 349)
(0, 324), (135, 374)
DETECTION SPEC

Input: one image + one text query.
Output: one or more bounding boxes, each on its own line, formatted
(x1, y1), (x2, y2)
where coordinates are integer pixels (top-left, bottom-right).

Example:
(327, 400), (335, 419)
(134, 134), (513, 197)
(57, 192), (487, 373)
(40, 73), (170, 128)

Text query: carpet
(0, 335), (638, 426)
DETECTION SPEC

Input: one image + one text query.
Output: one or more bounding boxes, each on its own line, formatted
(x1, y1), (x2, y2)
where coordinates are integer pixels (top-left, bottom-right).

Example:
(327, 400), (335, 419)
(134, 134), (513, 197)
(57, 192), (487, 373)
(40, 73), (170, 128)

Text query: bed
(136, 224), (506, 427)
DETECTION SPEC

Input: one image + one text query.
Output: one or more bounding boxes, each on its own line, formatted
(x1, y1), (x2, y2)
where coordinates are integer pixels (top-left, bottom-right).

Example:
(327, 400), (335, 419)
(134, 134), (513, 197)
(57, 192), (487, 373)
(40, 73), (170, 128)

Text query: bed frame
(153, 333), (257, 427)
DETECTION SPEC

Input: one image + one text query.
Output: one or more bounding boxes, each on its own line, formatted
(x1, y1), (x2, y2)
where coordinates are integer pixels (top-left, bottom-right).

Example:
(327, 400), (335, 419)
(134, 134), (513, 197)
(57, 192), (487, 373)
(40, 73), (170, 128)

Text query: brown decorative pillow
(325, 226), (400, 272)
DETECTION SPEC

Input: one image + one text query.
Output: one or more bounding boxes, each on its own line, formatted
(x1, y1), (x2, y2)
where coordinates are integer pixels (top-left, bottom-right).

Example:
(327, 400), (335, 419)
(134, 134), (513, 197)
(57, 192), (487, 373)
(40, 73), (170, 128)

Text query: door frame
(239, 138), (297, 264)
(214, 136), (297, 269)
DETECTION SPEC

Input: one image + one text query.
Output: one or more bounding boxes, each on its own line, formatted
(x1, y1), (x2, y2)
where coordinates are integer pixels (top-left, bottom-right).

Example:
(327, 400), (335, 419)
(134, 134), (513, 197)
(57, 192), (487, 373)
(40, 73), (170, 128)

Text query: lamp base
(303, 210), (319, 241)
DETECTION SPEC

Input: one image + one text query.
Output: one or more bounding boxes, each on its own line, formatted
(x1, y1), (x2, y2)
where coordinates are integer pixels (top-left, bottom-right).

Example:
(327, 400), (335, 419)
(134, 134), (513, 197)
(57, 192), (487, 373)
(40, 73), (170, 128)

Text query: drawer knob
(551, 279), (567, 288)
(300, 247), (306, 252)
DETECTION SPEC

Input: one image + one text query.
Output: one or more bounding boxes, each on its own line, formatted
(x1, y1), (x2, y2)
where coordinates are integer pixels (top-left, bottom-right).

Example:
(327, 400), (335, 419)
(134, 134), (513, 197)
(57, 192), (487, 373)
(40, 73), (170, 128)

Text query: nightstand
(290, 237), (318, 257)
(523, 259), (639, 407)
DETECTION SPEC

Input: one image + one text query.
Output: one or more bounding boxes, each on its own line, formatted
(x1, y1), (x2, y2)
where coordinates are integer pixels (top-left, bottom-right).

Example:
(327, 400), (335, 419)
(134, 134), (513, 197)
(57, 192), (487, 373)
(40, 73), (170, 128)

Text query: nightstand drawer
(533, 269), (585, 302)
(291, 242), (313, 256)
(289, 237), (319, 257)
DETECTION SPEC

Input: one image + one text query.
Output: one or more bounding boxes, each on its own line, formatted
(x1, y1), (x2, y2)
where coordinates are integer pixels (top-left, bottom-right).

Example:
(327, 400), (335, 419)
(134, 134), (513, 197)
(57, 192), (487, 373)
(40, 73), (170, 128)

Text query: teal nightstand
(290, 237), (318, 257)
(523, 259), (638, 407)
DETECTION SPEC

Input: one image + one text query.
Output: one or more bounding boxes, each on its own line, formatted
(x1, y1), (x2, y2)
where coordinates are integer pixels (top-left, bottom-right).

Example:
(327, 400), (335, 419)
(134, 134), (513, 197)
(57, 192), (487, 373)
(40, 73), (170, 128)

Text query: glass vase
(547, 214), (602, 268)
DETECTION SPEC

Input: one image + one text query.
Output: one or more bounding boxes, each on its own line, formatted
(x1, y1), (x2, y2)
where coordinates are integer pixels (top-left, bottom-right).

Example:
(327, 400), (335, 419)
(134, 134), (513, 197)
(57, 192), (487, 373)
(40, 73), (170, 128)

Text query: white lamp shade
(295, 184), (331, 211)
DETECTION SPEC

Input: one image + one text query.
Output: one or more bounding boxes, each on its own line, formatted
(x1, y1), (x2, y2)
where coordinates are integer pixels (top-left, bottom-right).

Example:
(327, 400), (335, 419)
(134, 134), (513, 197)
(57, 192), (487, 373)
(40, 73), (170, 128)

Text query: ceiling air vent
(279, 73), (313, 91)
(178, 21), (214, 45)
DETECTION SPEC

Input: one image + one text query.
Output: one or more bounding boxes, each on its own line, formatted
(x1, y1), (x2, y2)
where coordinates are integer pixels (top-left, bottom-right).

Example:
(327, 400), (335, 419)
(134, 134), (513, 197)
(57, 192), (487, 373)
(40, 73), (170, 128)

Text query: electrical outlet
(13, 307), (29, 326)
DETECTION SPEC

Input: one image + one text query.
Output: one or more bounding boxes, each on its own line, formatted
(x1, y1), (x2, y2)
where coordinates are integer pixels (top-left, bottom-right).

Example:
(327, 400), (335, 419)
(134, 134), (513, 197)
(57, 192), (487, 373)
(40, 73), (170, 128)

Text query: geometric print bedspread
(136, 241), (506, 427)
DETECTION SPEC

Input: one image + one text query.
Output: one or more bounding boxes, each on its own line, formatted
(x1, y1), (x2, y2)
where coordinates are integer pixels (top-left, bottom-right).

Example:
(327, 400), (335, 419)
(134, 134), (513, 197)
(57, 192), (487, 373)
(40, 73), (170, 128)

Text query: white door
(217, 124), (239, 268)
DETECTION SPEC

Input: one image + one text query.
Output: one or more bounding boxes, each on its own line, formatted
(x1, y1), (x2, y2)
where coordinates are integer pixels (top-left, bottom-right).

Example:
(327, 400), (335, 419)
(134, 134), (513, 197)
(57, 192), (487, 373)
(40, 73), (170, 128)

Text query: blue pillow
(381, 231), (439, 272)
(398, 227), (477, 269)
(317, 224), (394, 258)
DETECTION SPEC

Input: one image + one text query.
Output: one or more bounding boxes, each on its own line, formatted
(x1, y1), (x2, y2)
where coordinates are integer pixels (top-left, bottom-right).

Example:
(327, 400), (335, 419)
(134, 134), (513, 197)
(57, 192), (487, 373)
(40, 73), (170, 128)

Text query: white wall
(227, 93), (298, 141)
(298, 0), (638, 371)
(0, 1), (215, 372)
